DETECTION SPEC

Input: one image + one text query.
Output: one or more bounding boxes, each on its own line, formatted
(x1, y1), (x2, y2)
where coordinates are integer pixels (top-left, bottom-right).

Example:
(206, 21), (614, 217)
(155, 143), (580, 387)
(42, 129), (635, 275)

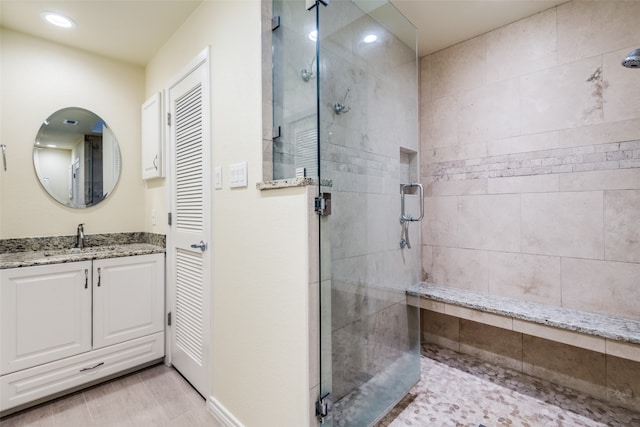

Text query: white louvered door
(167, 49), (211, 398)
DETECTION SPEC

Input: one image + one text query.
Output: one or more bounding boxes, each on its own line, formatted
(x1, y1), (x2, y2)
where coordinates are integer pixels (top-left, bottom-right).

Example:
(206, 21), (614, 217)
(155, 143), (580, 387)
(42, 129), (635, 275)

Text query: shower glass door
(317, 0), (420, 425)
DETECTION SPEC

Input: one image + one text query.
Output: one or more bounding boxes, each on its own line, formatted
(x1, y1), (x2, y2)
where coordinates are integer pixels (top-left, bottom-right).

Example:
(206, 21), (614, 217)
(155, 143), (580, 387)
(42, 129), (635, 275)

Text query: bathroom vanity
(0, 243), (165, 414)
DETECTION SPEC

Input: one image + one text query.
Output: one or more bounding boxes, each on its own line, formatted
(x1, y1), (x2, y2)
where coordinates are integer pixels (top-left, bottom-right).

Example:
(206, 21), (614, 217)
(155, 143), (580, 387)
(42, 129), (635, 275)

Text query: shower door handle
(400, 183), (424, 222)
(400, 183), (424, 249)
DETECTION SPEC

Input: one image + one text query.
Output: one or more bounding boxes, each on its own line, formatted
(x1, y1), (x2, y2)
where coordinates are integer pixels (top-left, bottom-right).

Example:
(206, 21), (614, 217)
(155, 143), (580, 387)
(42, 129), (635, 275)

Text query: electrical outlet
(151, 209), (156, 226)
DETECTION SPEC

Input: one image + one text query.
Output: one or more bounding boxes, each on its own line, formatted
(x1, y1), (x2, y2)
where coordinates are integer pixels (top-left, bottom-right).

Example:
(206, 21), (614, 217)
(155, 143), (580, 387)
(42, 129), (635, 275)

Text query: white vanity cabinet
(0, 253), (165, 413)
(93, 255), (164, 349)
(0, 261), (93, 375)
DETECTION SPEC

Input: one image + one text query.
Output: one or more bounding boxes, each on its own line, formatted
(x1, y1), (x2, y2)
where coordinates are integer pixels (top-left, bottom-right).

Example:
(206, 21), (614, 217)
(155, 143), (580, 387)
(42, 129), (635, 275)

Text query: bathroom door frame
(165, 47), (212, 399)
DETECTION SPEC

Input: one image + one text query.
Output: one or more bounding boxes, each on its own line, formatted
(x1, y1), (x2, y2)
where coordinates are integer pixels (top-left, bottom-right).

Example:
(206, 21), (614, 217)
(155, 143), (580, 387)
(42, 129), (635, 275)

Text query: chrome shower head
(622, 48), (640, 68)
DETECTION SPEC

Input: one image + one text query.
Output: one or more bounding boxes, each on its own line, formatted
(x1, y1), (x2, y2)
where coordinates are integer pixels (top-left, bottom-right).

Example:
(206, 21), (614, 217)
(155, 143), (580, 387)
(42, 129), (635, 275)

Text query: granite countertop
(0, 243), (165, 269)
(0, 232), (165, 270)
(409, 282), (640, 345)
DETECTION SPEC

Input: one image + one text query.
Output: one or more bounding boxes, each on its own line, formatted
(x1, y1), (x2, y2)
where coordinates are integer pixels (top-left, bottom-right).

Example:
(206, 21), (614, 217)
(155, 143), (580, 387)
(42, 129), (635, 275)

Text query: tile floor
(2, 344), (639, 427)
(0, 364), (220, 427)
(378, 343), (640, 427)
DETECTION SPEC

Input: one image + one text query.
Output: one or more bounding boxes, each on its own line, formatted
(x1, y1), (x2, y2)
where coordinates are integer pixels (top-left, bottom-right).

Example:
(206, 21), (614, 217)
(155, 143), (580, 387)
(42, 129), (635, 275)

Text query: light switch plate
(229, 162), (248, 188)
(214, 166), (222, 189)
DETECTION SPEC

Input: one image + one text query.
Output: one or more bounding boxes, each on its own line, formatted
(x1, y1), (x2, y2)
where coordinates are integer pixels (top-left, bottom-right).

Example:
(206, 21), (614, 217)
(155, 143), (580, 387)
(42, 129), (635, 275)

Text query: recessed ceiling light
(41, 11), (76, 29)
(363, 34), (378, 44)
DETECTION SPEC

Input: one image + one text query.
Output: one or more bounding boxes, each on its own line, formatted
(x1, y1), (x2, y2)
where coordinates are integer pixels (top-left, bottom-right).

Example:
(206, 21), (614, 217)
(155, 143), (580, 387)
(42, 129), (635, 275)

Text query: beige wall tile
(460, 320), (522, 371)
(424, 177), (487, 197)
(422, 196), (457, 247)
(488, 174), (559, 195)
(523, 335), (607, 399)
(520, 56), (604, 134)
(445, 304), (512, 330)
(513, 319), (605, 353)
(606, 355), (640, 412)
(606, 340), (640, 363)
(421, 245), (433, 281)
(458, 79), (520, 144)
(489, 252), (561, 305)
(419, 298), (444, 314)
(521, 191), (604, 259)
(419, 55), (432, 103)
(560, 117), (640, 148)
(431, 35), (487, 99)
(557, 0), (640, 65)
(458, 194), (521, 252)
(604, 48), (640, 123)
(421, 309), (459, 351)
(423, 142), (487, 164)
(422, 96), (458, 149)
(562, 258), (640, 320)
(490, 119), (640, 157)
(432, 247), (489, 292)
(488, 132), (560, 156)
(604, 190), (640, 263)
(486, 8), (557, 83)
(560, 168), (640, 192)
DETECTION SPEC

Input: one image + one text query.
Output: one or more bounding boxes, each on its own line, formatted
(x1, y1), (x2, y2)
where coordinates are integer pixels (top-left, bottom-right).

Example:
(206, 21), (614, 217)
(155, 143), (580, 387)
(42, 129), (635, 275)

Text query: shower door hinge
(315, 393), (332, 423)
(167, 312), (172, 326)
(315, 193), (331, 216)
(272, 126), (281, 140)
(271, 15), (280, 31)
(307, 0), (329, 10)
(167, 112), (172, 126)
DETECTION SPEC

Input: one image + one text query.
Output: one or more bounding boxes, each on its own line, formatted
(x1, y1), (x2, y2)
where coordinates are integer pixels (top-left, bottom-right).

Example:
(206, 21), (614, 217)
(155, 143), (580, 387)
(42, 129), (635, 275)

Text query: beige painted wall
(0, 29), (145, 238)
(145, 1), (312, 425)
(420, 0), (640, 320)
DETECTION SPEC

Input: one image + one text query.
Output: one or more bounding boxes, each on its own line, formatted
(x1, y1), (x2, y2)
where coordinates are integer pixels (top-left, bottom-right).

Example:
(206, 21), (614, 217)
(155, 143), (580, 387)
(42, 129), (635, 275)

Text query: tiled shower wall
(420, 0), (640, 321)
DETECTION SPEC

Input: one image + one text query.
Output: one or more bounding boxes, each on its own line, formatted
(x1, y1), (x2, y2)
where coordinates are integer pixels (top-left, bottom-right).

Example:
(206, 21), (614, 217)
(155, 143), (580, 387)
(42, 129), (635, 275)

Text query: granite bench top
(408, 282), (640, 345)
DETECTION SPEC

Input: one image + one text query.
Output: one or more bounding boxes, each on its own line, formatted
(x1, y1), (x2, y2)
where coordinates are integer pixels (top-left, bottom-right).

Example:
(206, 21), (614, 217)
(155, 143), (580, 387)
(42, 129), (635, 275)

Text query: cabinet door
(0, 262), (92, 375)
(93, 254), (164, 349)
(141, 92), (163, 180)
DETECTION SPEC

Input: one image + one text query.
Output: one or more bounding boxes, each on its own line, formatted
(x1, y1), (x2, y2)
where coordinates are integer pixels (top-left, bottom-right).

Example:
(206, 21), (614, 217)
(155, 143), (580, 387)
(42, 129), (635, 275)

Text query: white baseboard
(207, 396), (245, 427)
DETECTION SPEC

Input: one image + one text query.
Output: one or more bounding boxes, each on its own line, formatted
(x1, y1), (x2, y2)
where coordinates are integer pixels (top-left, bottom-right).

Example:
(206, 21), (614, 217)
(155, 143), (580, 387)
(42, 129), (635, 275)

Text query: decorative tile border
(424, 140), (640, 182)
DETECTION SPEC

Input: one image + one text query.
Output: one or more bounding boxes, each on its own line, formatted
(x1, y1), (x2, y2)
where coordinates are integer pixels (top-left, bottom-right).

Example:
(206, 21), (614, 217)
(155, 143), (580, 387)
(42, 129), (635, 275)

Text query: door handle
(190, 241), (207, 252)
(400, 183), (424, 222)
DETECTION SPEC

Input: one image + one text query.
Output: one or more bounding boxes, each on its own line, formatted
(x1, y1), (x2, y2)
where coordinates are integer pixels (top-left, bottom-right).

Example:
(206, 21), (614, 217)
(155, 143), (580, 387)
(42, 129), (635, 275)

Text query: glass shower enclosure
(272, 1), (420, 424)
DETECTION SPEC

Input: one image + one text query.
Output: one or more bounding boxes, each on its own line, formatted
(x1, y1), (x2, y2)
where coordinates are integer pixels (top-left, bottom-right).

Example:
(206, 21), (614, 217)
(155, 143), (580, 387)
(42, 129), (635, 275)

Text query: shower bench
(407, 282), (640, 362)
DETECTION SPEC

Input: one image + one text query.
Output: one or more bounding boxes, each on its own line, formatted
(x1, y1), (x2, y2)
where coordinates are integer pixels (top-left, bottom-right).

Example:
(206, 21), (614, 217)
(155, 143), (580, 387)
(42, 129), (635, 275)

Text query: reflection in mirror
(33, 107), (121, 208)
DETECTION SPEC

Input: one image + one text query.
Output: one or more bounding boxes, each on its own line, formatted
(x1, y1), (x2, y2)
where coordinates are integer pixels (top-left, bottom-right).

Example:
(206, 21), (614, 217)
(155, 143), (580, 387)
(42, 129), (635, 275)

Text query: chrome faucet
(76, 223), (85, 249)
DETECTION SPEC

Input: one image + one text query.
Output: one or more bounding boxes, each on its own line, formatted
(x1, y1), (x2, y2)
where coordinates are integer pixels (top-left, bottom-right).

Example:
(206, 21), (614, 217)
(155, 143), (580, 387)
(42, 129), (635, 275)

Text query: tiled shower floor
(378, 343), (640, 427)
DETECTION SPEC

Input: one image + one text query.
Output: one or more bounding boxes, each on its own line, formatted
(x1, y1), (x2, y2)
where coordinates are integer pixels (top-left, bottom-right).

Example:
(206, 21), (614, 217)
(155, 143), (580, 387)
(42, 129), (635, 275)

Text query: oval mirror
(33, 107), (122, 208)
